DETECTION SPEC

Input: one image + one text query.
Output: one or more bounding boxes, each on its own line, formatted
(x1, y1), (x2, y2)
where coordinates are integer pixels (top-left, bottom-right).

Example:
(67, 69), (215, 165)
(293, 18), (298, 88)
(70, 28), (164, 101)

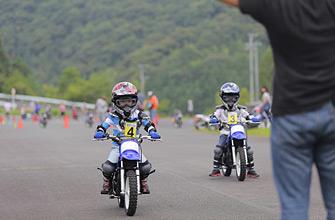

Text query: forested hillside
(0, 0), (272, 113)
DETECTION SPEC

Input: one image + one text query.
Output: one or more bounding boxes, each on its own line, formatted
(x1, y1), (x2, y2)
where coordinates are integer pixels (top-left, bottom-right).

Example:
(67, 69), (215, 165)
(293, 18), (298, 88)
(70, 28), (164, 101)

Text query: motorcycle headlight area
(120, 141), (141, 160)
(230, 124), (246, 140)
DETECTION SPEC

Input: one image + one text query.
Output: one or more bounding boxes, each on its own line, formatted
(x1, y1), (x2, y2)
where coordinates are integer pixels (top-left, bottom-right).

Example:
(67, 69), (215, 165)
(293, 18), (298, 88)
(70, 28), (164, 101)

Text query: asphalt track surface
(0, 118), (326, 220)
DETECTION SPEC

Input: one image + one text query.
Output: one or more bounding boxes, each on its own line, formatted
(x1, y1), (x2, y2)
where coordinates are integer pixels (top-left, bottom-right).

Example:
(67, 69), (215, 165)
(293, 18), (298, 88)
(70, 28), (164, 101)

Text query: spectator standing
(95, 97), (108, 123)
(257, 86), (272, 125)
(218, 0), (335, 219)
(4, 101), (11, 119)
(59, 103), (66, 117)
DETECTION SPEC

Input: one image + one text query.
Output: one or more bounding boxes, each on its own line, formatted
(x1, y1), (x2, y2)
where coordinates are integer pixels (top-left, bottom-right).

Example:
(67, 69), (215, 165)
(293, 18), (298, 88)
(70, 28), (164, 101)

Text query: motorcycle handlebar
(209, 120), (260, 127)
(208, 122), (220, 126)
(93, 133), (161, 142)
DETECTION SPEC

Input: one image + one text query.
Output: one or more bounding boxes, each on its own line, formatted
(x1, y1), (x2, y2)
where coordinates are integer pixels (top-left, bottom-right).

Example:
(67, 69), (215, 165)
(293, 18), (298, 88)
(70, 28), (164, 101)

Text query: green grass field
(197, 127), (270, 137)
(247, 127), (270, 137)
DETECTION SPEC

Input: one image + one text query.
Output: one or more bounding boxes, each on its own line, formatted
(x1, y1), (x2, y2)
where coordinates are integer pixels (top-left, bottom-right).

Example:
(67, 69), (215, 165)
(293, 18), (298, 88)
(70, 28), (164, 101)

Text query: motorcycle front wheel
(124, 170), (138, 216)
(235, 148), (247, 181)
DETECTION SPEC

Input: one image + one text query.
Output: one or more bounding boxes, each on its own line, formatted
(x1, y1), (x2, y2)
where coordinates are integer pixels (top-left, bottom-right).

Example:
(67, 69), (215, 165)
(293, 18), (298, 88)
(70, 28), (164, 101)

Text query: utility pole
(247, 33), (255, 104)
(246, 33), (261, 104)
(254, 43), (259, 102)
(139, 64), (145, 94)
(11, 88), (16, 110)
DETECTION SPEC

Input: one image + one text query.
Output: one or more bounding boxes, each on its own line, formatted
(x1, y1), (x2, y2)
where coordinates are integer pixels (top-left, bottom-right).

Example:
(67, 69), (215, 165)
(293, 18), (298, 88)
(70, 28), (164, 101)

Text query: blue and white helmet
(220, 82), (240, 110)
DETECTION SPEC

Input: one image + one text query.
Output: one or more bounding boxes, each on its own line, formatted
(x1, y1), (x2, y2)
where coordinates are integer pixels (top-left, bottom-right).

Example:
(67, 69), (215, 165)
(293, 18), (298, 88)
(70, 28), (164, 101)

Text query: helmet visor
(222, 94), (239, 106)
(115, 97), (137, 108)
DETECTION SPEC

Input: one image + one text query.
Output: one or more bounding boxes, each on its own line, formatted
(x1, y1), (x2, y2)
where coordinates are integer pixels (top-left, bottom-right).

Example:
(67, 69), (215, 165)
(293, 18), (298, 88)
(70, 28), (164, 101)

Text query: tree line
(0, 0), (274, 114)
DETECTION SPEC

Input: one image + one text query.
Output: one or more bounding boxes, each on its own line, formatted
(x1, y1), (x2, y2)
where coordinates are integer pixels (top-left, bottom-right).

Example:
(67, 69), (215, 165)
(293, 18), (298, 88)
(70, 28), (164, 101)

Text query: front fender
(120, 140), (141, 161)
(230, 124), (246, 140)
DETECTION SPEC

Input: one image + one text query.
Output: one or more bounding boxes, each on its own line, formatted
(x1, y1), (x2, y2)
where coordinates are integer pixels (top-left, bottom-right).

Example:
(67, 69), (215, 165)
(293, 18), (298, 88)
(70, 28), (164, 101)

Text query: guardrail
(0, 93), (95, 109)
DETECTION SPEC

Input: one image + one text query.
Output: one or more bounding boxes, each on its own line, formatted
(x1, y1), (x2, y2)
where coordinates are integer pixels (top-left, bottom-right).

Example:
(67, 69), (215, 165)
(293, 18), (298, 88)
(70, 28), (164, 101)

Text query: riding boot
(141, 178), (150, 194)
(101, 177), (111, 194)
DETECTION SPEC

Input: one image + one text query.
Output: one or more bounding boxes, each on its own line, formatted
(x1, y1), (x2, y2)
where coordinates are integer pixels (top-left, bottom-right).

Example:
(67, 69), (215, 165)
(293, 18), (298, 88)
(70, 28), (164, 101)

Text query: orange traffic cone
(17, 117), (23, 129)
(64, 115), (70, 128)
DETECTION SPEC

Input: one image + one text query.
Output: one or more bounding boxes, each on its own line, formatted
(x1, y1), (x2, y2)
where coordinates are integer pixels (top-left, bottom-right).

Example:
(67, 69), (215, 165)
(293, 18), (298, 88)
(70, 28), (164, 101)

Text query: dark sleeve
(239, 0), (269, 24)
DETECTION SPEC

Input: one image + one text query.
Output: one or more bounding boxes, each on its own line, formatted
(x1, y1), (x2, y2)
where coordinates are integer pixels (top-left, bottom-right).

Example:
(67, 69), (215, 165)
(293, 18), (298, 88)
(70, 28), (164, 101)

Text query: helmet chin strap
(122, 106), (132, 117)
(124, 111), (131, 117)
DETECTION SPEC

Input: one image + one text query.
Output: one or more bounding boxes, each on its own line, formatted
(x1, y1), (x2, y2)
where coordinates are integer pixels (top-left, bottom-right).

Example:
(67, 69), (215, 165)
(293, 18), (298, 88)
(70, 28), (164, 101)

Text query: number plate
(227, 112), (238, 125)
(124, 122), (137, 137)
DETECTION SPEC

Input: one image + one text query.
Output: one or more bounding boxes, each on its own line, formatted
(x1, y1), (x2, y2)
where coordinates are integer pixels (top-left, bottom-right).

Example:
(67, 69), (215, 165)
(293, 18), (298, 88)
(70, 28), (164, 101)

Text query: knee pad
(102, 160), (117, 178)
(139, 160), (152, 179)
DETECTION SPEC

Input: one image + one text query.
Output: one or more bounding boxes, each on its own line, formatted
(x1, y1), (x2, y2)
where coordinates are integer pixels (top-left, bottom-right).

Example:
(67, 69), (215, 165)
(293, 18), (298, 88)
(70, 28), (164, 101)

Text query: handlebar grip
(209, 122), (221, 126)
(92, 137), (108, 141)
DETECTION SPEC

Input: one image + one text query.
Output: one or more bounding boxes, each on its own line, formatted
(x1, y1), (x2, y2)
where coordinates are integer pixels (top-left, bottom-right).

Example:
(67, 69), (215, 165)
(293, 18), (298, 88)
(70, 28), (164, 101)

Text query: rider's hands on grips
(209, 116), (219, 124)
(149, 130), (161, 139)
(251, 117), (261, 123)
(94, 131), (106, 139)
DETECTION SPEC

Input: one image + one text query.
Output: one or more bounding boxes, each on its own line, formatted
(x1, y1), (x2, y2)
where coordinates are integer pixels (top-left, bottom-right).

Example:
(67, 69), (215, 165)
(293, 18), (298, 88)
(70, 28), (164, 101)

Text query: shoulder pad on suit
(138, 111), (150, 119)
(109, 112), (119, 119)
(237, 105), (247, 110)
(215, 104), (225, 110)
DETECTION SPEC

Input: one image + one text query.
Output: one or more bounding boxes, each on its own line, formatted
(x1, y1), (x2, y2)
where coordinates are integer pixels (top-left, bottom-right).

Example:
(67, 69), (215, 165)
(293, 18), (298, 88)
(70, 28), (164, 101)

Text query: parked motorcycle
(94, 130), (160, 216)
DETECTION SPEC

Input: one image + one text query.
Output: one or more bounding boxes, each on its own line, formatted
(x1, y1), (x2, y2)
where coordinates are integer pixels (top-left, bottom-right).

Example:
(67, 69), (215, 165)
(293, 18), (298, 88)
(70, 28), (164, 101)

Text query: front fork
(120, 161), (125, 196)
(136, 162), (140, 194)
(120, 161), (141, 195)
(231, 139), (248, 166)
(243, 140), (248, 165)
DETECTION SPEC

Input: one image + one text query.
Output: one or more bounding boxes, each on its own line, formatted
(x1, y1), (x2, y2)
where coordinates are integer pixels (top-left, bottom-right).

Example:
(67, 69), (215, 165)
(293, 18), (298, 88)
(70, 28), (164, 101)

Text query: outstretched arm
(217, 0), (240, 7)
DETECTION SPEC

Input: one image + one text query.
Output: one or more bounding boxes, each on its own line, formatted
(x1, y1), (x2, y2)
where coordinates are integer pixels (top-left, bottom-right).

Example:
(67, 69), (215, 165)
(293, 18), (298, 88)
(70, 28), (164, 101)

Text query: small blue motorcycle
(212, 112), (259, 181)
(94, 124), (160, 216)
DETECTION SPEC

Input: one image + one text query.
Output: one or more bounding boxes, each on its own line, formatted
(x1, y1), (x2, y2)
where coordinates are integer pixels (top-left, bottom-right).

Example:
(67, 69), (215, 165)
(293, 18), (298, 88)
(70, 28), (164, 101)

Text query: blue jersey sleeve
(96, 114), (118, 132)
(139, 111), (156, 132)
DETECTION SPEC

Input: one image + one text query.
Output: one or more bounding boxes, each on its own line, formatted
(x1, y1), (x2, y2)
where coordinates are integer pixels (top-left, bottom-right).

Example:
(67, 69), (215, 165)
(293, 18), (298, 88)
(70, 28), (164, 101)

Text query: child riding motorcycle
(172, 109), (183, 128)
(209, 82), (260, 178)
(94, 82), (161, 194)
